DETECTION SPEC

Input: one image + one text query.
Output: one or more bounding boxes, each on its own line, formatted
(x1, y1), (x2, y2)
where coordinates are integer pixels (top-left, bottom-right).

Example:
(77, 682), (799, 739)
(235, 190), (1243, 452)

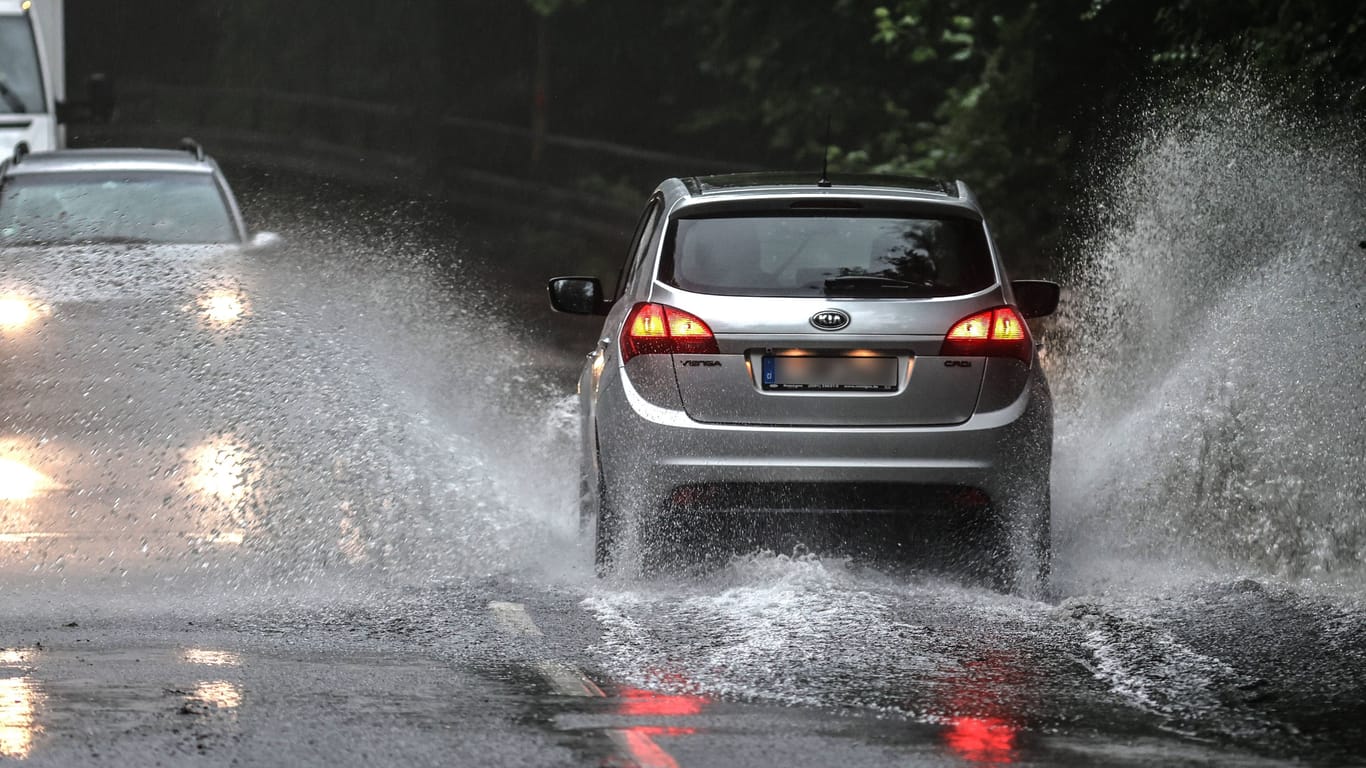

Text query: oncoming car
(0, 140), (273, 249)
(0, 139), (281, 332)
(549, 173), (1059, 592)
(0, 140), (283, 560)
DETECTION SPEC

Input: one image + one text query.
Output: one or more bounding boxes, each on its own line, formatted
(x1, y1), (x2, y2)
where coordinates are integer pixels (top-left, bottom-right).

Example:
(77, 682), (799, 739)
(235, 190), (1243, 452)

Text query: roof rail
(11, 141), (30, 166)
(178, 137), (206, 162)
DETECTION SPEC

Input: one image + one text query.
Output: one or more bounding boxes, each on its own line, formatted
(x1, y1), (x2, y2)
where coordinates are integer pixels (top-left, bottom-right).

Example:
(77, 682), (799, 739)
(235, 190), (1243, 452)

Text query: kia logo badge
(810, 309), (850, 331)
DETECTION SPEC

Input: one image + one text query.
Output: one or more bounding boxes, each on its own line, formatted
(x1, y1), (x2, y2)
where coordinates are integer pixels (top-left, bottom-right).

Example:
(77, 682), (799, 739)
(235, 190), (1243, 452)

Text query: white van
(0, 0), (63, 153)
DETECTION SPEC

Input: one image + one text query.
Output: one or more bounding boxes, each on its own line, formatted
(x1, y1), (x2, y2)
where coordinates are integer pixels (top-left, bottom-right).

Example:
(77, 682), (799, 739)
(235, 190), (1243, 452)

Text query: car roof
(3, 148), (218, 177)
(681, 172), (960, 199)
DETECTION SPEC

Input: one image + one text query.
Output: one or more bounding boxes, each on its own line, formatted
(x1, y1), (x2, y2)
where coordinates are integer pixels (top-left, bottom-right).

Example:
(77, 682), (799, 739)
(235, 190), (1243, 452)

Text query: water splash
(1053, 82), (1366, 581)
(0, 174), (587, 603)
(233, 191), (586, 585)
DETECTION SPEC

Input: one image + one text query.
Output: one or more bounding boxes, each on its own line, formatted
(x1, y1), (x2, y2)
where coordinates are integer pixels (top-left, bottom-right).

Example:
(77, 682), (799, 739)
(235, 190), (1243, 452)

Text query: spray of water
(237, 191), (587, 587)
(0, 175), (587, 609)
(1052, 81), (1366, 583)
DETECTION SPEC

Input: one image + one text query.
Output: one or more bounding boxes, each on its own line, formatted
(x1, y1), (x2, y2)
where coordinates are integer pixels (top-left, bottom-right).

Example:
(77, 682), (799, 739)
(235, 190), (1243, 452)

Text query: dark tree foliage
(68, 0), (224, 85)
(660, 0), (1363, 273)
(1147, 0), (1366, 115)
(70, 0), (1364, 275)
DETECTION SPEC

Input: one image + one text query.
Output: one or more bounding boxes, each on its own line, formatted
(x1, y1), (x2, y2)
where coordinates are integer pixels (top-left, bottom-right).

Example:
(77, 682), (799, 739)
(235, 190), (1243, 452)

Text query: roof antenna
(817, 115), (833, 188)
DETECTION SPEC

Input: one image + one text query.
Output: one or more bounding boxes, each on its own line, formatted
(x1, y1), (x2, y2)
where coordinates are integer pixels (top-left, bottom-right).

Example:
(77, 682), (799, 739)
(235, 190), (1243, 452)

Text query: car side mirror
(1011, 280), (1060, 319)
(548, 276), (610, 315)
(247, 231), (285, 253)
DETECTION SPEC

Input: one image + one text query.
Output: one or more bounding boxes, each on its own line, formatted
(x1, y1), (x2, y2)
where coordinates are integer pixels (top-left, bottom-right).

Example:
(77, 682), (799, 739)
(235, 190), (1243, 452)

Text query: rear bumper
(595, 364), (1051, 514)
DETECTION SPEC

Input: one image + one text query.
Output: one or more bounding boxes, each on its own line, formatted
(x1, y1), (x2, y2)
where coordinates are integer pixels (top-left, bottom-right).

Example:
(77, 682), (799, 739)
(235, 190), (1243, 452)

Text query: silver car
(550, 173), (1058, 591)
(0, 141), (274, 249)
(0, 141), (284, 560)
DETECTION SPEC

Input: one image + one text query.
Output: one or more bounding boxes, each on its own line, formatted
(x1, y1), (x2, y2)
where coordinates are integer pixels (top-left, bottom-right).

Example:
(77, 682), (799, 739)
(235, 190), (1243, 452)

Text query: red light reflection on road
(612, 680), (708, 768)
(937, 652), (1023, 764)
(614, 728), (696, 768)
(944, 716), (1016, 764)
(618, 687), (707, 717)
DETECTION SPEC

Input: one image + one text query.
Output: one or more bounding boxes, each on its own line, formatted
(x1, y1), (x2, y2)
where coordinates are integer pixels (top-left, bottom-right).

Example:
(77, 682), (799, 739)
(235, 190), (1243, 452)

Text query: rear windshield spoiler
(671, 197), (984, 222)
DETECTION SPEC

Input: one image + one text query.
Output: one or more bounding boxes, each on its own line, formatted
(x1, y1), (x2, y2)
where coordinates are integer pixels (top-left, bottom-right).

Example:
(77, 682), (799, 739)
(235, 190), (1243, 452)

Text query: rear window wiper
(823, 275), (941, 296)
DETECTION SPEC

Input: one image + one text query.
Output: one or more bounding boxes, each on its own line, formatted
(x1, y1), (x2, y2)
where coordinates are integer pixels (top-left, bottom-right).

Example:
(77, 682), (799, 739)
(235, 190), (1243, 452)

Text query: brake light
(622, 302), (719, 362)
(941, 306), (1032, 362)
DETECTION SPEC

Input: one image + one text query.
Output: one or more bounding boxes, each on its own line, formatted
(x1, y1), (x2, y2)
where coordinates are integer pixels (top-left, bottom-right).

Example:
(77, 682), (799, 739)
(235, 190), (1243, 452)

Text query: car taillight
(941, 306), (1031, 363)
(622, 302), (718, 362)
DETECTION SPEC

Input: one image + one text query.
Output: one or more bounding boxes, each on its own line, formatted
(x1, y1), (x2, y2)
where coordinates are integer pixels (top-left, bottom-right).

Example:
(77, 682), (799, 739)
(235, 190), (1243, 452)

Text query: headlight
(0, 295), (43, 333)
(187, 435), (257, 505)
(0, 456), (62, 502)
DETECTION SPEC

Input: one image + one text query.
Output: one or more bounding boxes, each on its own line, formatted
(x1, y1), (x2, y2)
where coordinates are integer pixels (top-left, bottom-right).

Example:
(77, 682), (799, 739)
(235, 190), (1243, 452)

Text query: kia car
(549, 172), (1059, 592)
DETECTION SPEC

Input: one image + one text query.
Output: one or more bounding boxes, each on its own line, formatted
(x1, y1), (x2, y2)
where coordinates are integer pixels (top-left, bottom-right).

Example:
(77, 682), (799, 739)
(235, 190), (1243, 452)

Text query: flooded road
(3, 90), (1366, 766)
(3, 561), (1361, 766)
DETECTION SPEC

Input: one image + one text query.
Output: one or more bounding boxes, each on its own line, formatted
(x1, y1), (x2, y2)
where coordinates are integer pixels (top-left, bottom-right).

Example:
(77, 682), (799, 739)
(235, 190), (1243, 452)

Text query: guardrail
(94, 82), (757, 233)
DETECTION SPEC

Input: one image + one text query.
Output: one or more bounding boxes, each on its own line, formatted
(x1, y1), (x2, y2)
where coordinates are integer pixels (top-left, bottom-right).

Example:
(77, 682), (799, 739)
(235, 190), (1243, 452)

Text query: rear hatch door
(655, 207), (999, 427)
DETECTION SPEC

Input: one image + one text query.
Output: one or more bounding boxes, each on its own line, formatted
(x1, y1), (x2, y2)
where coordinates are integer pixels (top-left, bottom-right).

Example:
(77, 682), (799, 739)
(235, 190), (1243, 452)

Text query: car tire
(994, 490), (1051, 597)
(1020, 506), (1051, 593)
(592, 462), (621, 577)
(577, 468), (594, 536)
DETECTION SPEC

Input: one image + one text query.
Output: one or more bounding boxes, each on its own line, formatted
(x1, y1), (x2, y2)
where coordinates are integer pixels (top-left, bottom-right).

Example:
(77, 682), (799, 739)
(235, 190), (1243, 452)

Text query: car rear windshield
(0, 171), (239, 245)
(661, 214), (995, 298)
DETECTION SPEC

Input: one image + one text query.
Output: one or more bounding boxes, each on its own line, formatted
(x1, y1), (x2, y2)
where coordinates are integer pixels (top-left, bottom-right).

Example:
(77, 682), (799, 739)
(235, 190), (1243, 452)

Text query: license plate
(761, 355), (898, 391)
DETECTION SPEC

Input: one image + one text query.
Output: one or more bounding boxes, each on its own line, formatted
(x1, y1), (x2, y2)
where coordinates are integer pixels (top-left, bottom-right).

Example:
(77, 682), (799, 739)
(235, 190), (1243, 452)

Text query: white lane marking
(537, 661), (606, 698)
(488, 601), (544, 637)
(486, 601), (681, 768)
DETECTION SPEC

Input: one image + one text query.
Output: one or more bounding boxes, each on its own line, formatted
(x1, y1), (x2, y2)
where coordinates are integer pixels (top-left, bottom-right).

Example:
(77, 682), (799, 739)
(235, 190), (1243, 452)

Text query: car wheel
(592, 461), (621, 577)
(577, 468), (594, 535)
(1020, 506), (1051, 593)
(993, 490), (1051, 597)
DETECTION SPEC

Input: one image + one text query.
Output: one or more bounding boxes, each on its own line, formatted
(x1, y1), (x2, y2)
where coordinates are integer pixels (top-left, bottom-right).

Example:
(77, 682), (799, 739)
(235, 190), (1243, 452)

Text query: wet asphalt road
(1, 159), (1364, 767)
